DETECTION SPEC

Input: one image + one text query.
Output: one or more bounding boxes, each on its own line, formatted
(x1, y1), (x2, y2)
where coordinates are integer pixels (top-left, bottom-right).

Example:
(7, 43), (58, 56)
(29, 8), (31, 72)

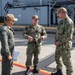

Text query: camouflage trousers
(55, 45), (73, 75)
(26, 43), (41, 67)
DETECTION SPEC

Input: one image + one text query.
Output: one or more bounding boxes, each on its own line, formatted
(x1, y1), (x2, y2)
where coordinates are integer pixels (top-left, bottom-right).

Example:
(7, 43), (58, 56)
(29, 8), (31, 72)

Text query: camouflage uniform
(55, 17), (74, 75)
(23, 24), (47, 67)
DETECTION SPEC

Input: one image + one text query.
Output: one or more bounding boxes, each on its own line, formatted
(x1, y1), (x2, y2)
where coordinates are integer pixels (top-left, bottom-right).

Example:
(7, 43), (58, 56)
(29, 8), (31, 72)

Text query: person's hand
(55, 41), (59, 46)
(8, 55), (12, 60)
(40, 36), (45, 40)
(28, 36), (33, 42)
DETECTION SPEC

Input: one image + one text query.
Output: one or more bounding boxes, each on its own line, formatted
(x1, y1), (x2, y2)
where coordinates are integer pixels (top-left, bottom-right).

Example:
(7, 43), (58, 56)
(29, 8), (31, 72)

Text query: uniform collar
(33, 24), (39, 27)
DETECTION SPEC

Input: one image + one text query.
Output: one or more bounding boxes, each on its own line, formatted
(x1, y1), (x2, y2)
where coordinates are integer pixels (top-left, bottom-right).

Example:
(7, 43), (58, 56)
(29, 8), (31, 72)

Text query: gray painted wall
(8, 6), (48, 25)
(13, 0), (40, 5)
(2, 0), (9, 16)
(0, 0), (1, 16)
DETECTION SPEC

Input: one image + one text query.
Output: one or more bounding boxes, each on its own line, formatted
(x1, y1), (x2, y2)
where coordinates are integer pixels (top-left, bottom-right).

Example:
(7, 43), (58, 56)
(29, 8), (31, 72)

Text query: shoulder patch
(2, 31), (7, 36)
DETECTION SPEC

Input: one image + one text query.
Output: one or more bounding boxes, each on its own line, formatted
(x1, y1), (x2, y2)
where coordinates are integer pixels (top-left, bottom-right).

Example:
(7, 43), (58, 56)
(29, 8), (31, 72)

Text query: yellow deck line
(11, 26), (75, 30)
(0, 24), (75, 30)
(0, 23), (4, 25)
(12, 26), (57, 29)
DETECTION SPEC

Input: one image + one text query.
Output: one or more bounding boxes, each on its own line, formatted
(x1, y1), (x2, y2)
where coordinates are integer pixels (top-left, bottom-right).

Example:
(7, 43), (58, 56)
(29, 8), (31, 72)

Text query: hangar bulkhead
(0, 0), (75, 26)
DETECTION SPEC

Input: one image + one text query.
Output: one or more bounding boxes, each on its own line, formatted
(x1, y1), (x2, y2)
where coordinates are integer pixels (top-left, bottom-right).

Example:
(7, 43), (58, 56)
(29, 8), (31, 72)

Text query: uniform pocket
(64, 41), (72, 50)
(26, 44), (34, 55)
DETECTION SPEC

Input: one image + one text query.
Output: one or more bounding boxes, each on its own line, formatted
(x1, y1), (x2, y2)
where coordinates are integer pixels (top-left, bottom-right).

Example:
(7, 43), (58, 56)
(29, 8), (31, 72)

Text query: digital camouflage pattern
(55, 17), (74, 75)
(23, 24), (47, 67)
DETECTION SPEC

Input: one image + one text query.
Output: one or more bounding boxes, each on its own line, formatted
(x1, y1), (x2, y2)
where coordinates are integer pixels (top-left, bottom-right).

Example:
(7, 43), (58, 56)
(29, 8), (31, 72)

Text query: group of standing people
(0, 7), (74, 75)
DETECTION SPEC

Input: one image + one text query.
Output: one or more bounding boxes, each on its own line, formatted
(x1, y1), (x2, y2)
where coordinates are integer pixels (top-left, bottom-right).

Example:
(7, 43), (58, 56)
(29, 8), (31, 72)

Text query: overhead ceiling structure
(55, 0), (75, 6)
